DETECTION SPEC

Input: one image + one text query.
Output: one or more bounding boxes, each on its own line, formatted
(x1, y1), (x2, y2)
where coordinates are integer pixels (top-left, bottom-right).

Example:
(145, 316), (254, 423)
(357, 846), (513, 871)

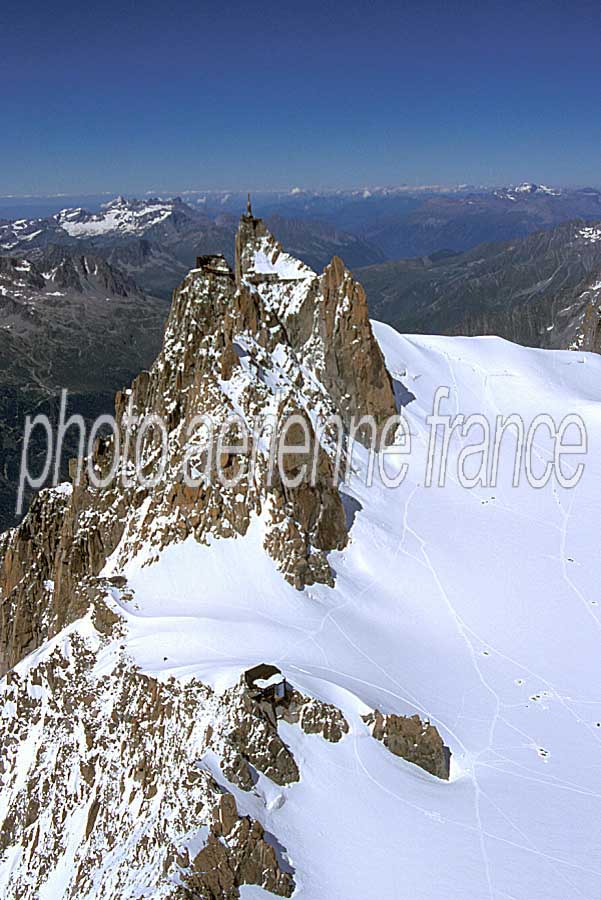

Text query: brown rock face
(178, 820), (293, 900)
(212, 676), (301, 790)
(0, 486), (69, 675)
(241, 664), (349, 744)
(281, 689), (349, 743)
(211, 670), (351, 791)
(574, 294), (601, 353)
(235, 210), (271, 283)
(317, 255), (397, 439)
(364, 709), (451, 780)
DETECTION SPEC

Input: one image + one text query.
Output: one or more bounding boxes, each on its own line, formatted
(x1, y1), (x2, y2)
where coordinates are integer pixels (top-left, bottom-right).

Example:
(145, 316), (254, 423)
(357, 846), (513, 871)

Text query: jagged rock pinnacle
(235, 204), (268, 284)
(233, 209), (397, 437)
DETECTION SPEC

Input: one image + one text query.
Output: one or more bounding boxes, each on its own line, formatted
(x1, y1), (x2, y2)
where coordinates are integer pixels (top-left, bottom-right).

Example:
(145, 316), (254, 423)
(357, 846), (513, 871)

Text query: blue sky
(1, 0), (599, 194)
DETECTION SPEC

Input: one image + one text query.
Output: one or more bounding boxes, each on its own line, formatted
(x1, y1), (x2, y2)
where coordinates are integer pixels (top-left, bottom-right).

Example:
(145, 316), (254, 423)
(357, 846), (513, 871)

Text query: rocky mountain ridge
(0, 210), (454, 899)
(0, 207), (397, 674)
(357, 219), (601, 350)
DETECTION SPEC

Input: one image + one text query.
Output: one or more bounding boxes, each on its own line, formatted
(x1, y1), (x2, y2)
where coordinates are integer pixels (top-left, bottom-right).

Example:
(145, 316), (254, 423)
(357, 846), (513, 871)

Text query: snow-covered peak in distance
(0, 196), (204, 252)
(0, 215), (61, 251)
(578, 224), (601, 243)
(494, 182), (563, 202)
(513, 182), (560, 195)
(54, 195), (194, 237)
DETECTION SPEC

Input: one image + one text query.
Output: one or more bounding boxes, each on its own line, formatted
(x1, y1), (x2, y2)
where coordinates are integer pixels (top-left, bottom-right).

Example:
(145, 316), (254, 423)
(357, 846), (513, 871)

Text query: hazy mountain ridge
(362, 187), (601, 258)
(4, 183), (601, 277)
(357, 219), (601, 350)
(0, 248), (168, 530)
(179, 184), (601, 257)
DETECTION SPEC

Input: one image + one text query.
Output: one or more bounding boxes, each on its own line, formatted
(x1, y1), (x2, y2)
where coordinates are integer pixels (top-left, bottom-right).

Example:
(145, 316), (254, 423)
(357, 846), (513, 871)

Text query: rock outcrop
(0, 485), (70, 674)
(210, 674), (301, 790)
(570, 280), (601, 352)
(363, 709), (451, 780)
(280, 689), (349, 743)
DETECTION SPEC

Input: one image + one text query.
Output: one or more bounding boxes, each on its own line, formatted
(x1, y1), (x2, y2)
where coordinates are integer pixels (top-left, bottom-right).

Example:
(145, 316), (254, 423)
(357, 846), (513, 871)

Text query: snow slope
(101, 329), (601, 900)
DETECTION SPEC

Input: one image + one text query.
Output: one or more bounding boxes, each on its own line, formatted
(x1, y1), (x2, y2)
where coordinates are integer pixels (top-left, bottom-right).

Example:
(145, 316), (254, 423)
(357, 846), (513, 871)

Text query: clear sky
(1, 0), (600, 195)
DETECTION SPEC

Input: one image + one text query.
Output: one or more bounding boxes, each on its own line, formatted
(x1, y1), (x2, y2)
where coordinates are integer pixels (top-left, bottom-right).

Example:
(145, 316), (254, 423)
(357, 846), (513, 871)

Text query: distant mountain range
(0, 197), (385, 297)
(361, 186), (601, 259)
(175, 183), (601, 258)
(356, 220), (601, 350)
(3, 185), (601, 298)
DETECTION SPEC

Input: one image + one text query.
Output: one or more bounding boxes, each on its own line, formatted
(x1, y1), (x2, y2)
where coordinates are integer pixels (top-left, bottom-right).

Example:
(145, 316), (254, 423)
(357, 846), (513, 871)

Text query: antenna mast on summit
(247, 193), (252, 215)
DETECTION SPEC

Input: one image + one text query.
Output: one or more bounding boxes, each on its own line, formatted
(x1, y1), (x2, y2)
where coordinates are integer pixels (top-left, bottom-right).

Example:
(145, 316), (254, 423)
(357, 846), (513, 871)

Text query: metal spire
(247, 192), (252, 216)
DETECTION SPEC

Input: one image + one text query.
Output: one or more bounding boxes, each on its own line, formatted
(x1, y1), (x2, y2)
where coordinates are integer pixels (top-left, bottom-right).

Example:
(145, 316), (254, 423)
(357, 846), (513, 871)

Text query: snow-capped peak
(578, 224), (601, 243)
(511, 182), (561, 196)
(54, 196), (180, 237)
(493, 182), (563, 202)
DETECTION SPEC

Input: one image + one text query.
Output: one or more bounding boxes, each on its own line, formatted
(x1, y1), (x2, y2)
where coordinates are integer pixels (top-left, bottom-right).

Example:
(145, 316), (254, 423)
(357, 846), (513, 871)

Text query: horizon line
(2, 181), (601, 202)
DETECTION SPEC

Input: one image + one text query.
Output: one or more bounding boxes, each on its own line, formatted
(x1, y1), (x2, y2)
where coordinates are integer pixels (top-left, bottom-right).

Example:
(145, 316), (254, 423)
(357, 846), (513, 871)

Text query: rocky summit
(1, 208), (600, 900)
(0, 207), (397, 675)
